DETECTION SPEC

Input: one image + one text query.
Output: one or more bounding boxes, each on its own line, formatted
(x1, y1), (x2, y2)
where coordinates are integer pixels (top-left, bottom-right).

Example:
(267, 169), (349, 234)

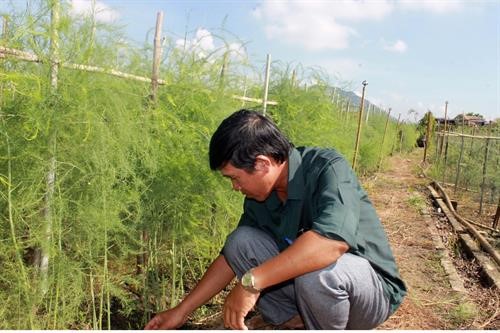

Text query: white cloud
(253, 1), (394, 51)
(175, 28), (215, 58)
(253, 1), (466, 51)
(384, 40), (408, 53)
(68, 0), (119, 23)
(175, 29), (247, 62)
(227, 42), (247, 61)
(398, 0), (464, 13)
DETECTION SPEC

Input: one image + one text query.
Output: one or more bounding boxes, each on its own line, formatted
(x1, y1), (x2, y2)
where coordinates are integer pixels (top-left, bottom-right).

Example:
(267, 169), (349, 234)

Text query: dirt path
(369, 149), (498, 329)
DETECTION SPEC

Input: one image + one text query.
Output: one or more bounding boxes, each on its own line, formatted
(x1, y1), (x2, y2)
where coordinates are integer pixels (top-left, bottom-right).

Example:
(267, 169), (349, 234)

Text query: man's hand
(223, 283), (260, 330)
(144, 306), (189, 330)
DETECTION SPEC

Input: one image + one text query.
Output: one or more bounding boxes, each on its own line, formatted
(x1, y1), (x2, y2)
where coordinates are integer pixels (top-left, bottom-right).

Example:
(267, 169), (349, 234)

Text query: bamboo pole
(150, 11), (164, 103)
(241, 80), (247, 107)
(438, 101), (449, 158)
(436, 130), (500, 140)
(391, 113), (401, 155)
(378, 108), (391, 170)
(433, 181), (500, 266)
(479, 138), (491, 215)
(352, 80), (367, 171)
(0, 46), (167, 85)
(40, 0), (60, 296)
(453, 112), (466, 194)
(219, 51), (228, 89)
(262, 54), (271, 116)
(2, 15), (7, 39)
(442, 133), (449, 184)
(493, 198), (500, 230)
(232, 95), (277, 105)
(423, 111), (432, 163)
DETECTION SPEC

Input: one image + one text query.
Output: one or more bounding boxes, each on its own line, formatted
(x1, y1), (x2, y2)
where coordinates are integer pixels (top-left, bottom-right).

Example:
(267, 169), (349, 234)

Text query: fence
(431, 124), (499, 222)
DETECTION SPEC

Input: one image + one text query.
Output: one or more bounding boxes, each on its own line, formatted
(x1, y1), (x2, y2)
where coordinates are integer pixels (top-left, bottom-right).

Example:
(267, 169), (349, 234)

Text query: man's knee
(295, 264), (348, 302)
(222, 226), (278, 269)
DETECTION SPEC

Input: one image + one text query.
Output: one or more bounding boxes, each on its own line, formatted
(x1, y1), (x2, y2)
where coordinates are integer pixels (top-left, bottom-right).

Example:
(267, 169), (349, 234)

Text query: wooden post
(435, 122), (440, 161)
(438, 101), (449, 158)
(479, 135), (491, 215)
(262, 54), (271, 116)
(40, 0), (60, 295)
(423, 111), (432, 163)
(2, 15), (7, 39)
(150, 11), (164, 103)
(391, 113), (401, 155)
(291, 69), (296, 88)
(453, 112), (466, 194)
(442, 134), (449, 184)
(469, 126), (476, 157)
(352, 80), (368, 171)
(378, 108), (391, 170)
(241, 80), (247, 107)
(219, 51), (229, 90)
(365, 103), (373, 124)
(492, 198), (500, 230)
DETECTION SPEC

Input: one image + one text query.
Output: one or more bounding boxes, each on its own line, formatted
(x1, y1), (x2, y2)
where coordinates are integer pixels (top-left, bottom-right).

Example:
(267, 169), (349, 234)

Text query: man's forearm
(252, 230), (349, 290)
(177, 254), (235, 315)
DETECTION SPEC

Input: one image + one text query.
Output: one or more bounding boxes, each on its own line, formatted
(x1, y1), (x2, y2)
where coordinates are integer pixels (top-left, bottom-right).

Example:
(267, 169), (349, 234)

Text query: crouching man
(145, 109), (406, 330)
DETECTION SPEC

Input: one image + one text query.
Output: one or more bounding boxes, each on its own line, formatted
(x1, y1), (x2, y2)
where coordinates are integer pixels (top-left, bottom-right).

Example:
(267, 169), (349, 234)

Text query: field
(0, 2), (419, 329)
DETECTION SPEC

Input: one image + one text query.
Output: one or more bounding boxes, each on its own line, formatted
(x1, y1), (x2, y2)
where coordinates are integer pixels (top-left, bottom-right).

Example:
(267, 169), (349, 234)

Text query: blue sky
(4, 1), (500, 121)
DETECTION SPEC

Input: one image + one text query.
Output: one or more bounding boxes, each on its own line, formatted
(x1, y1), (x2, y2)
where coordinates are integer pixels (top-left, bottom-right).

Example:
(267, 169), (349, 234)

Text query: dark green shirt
(238, 147), (406, 313)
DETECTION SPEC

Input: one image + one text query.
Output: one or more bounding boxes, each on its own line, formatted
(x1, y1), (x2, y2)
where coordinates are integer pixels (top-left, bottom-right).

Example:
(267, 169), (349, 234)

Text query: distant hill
(326, 86), (378, 111)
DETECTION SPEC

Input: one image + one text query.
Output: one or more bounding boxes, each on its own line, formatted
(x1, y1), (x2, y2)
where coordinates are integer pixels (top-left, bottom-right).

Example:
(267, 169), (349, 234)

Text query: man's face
(220, 160), (276, 202)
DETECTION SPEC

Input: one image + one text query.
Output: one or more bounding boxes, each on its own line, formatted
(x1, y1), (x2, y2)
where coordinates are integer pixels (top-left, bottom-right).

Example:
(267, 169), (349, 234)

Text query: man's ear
(254, 155), (271, 172)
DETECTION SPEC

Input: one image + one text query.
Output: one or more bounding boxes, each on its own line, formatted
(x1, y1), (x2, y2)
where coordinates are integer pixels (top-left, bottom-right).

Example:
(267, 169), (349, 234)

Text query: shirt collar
(287, 147), (304, 200)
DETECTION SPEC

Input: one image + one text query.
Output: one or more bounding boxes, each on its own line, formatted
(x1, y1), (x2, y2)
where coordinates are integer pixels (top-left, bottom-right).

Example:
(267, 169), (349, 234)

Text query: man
(145, 109), (406, 330)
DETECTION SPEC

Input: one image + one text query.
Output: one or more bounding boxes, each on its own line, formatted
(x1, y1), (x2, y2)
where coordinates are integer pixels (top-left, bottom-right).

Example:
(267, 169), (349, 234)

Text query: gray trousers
(222, 226), (390, 330)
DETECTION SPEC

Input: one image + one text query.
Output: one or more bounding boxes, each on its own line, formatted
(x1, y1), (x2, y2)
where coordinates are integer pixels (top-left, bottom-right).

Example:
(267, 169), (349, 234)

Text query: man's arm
(223, 231), (348, 329)
(253, 230), (348, 289)
(145, 254), (235, 330)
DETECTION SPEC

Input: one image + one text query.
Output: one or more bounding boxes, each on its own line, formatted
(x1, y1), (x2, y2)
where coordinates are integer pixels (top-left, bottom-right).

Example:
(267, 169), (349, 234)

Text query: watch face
(241, 272), (252, 287)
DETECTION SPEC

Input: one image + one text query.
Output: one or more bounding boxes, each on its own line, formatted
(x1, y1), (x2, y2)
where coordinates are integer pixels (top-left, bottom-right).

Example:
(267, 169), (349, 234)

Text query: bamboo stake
(40, 0), (60, 296)
(262, 54), (271, 116)
(2, 15), (7, 39)
(493, 198), (500, 230)
(479, 138), (491, 215)
(435, 122), (440, 161)
(453, 112), (466, 194)
(219, 51), (228, 89)
(438, 101), (449, 158)
(378, 108), (391, 170)
(352, 80), (367, 171)
(423, 111), (432, 163)
(391, 113), (401, 155)
(442, 134), (449, 184)
(150, 11), (164, 103)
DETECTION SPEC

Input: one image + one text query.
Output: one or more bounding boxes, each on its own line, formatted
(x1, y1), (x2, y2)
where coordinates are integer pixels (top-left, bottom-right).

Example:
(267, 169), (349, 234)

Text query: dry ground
(369, 149), (498, 329)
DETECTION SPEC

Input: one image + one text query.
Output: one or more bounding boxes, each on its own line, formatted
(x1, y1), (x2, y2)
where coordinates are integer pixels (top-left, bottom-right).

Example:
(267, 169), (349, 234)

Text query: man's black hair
(209, 109), (293, 171)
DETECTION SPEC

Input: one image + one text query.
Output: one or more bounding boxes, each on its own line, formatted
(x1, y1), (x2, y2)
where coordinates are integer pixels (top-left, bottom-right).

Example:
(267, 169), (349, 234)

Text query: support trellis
(435, 129), (500, 222)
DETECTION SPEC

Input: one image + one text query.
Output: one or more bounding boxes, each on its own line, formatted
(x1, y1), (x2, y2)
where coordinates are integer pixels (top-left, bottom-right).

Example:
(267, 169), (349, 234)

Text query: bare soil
(369, 149), (499, 329)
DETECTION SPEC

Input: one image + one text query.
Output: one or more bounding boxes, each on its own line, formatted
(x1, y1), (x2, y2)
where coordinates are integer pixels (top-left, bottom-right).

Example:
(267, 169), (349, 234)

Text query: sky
(3, 0), (500, 122)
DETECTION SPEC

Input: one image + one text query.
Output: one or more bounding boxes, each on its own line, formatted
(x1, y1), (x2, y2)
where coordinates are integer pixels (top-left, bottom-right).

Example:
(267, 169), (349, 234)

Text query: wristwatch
(240, 269), (262, 293)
